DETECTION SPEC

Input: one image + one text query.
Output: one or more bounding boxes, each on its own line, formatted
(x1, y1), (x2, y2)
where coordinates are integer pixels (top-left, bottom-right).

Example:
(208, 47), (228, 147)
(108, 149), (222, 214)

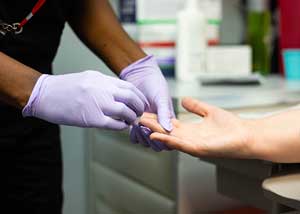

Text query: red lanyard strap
(0, 0), (46, 36)
(19, 0), (46, 28)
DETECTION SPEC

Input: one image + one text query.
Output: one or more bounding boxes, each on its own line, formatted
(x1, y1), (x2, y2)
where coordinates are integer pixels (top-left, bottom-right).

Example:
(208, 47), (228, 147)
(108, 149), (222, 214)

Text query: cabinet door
(87, 129), (178, 214)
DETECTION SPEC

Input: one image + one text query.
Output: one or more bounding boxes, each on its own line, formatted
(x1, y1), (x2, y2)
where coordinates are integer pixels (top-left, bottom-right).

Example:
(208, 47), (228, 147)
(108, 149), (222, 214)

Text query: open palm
(140, 98), (255, 159)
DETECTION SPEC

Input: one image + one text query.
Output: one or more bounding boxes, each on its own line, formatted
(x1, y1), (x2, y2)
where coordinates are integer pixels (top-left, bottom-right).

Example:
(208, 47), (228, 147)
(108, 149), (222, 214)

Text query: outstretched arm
(140, 98), (300, 163)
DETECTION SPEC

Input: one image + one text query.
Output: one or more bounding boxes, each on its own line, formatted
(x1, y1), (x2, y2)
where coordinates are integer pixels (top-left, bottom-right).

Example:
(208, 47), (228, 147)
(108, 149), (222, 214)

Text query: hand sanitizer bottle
(176, 0), (207, 82)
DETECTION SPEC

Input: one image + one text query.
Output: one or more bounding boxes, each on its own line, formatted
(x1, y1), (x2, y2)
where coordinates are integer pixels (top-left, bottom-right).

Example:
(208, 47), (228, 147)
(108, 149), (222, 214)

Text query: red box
(279, 0), (300, 75)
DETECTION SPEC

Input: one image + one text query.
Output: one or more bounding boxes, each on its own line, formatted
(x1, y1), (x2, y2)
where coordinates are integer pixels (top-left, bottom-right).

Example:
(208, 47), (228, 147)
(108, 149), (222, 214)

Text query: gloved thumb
(157, 99), (173, 132)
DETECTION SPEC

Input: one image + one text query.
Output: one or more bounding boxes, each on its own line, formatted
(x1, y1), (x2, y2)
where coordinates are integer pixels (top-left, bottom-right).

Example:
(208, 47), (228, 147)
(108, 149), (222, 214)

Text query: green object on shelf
(247, 10), (271, 75)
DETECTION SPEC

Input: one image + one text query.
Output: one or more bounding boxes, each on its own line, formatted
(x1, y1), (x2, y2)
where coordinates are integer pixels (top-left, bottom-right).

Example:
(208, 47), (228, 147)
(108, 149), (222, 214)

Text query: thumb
(182, 97), (213, 117)
(157, 98), (173, 132)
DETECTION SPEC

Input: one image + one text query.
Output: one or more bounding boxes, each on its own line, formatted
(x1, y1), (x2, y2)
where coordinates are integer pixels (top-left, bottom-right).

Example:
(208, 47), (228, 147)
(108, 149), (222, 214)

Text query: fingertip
(181, 97), (212, 117)
(157, 102), (174, 131)
(181, 97), (196, 109)
(159, 118), (173, 132)
(150, 132), (163, 141)
(150, 133), (158, 141)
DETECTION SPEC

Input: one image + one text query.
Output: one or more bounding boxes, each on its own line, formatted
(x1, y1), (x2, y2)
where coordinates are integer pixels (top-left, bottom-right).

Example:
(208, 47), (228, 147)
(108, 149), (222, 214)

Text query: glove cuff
(22, 74), (49, 117)
(120, 55), (159, 80)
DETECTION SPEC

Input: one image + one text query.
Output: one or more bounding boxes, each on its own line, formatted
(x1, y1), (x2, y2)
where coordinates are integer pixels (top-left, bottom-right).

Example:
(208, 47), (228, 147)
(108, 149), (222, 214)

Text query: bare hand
(140, 98), (257, 159)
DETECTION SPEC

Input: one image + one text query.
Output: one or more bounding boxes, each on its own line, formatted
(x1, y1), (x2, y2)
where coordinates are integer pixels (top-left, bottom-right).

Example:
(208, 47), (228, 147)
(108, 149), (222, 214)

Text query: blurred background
(53, 0), (300, 213)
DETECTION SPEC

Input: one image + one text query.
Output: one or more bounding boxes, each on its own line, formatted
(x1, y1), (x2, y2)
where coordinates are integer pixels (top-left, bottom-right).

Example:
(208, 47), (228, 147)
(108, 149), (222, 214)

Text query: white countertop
(168, 76), (300, 111)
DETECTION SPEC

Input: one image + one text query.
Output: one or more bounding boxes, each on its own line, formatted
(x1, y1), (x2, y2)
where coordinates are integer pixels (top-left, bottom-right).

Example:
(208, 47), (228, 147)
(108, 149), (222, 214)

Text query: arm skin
(67, 0), (146, 74)
(0, 52), (41, 109)
(0, 0), (145, 112)
(140, 97), (300, 163)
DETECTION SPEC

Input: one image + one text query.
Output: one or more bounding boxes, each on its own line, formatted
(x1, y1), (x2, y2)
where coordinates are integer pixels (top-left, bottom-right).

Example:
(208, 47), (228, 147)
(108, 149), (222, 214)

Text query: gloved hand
(130, 124), (172, 152)
(22, 70), (148, 130)
(120, 55), (175, 151)
(120, 55), (175, 130)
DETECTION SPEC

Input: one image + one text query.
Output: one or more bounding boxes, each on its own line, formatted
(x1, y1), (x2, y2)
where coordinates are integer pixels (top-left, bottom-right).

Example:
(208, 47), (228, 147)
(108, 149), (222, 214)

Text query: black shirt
(0, 0), (75, 135)
(0, 0), (68, 73)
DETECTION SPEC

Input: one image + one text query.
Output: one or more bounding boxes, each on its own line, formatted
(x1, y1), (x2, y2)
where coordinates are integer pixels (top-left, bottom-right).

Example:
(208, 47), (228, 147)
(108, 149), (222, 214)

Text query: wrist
(120, 55), (159, 80)
(17, 72), (42, 109)
(243, 118), (268, 160)
(22, 74), (48, 117)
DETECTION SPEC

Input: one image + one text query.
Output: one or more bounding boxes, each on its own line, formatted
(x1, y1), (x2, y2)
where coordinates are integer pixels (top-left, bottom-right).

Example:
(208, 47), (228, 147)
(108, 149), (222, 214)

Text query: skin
(67, 0), (146, 74)
(0, 0), (146, 109)
(140, 97), (300, 163)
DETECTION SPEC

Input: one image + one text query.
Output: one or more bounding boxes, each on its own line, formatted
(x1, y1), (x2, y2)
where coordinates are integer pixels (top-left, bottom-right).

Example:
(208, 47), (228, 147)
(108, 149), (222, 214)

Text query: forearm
(67, 0), (146, 74)
(0, 52), (41, 109)
(248, 109), (300, 162)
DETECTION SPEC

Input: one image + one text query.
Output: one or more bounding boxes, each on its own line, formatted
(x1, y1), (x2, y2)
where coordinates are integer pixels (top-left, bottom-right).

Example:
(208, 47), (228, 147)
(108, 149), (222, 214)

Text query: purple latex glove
(22, 70), (148, 130)
(120, 55), (175, 131)
(130, 124), (172, 152)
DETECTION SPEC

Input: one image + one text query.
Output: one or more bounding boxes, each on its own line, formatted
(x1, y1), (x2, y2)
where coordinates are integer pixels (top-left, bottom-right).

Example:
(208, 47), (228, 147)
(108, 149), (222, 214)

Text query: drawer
(91, 163), (175, 214)
(90, 129), (177, 198)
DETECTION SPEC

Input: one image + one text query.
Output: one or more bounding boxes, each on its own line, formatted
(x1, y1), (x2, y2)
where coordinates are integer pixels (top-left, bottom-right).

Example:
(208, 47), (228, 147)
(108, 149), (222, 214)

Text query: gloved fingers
(135, 127), (150, 147)
(106, 102), (137, 125)
(117, 81), (150, 109)
(129, 125), (139, 144)
(156, 96), (173, 132)
(102, 117), (129, 130)
(140, 126), (170, 151)
(114, 90), (146, 117)
(139, 130), (162, 152)
(153, 141), (170, 151)
(133, 124), (170, 151)
(169, 98), (176, 118)
(139, 126), (162, 152)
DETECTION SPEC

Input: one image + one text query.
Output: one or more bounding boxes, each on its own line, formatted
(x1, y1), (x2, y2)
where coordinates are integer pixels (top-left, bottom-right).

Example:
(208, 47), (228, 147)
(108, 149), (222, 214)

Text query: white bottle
(176, 0), (207, 82)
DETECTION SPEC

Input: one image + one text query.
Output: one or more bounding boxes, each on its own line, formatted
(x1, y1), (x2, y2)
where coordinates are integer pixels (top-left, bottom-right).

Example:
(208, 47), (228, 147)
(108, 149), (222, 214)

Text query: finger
(117, 81), (150, 109)
(153, 141), (172, 151)
(156, 97), (173, 131)
(141, 112), (158, 120)
(140, 117), (168, 134)
(129, 125), (139, 144)
(106, 102), (137, 124)
(171, 118), (181, 127)
(139, 125), (171, 151)
(102, 117), (129, 130)
(136, 130), (150, 147)
(114, 90), (145, 117)
(151, 133), (203, 155)
(139, 127), (162, 152)
(169, 98), (176, 118)
(182, 97), (213, 117)
(150, 133), (184, 151)
(151, 133), (211, 157)
(135, 127), (150, 147)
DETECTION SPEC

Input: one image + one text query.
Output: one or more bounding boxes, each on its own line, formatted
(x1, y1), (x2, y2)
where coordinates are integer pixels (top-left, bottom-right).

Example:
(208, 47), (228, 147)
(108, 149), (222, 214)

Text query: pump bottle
(176, 0), (207, 82)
